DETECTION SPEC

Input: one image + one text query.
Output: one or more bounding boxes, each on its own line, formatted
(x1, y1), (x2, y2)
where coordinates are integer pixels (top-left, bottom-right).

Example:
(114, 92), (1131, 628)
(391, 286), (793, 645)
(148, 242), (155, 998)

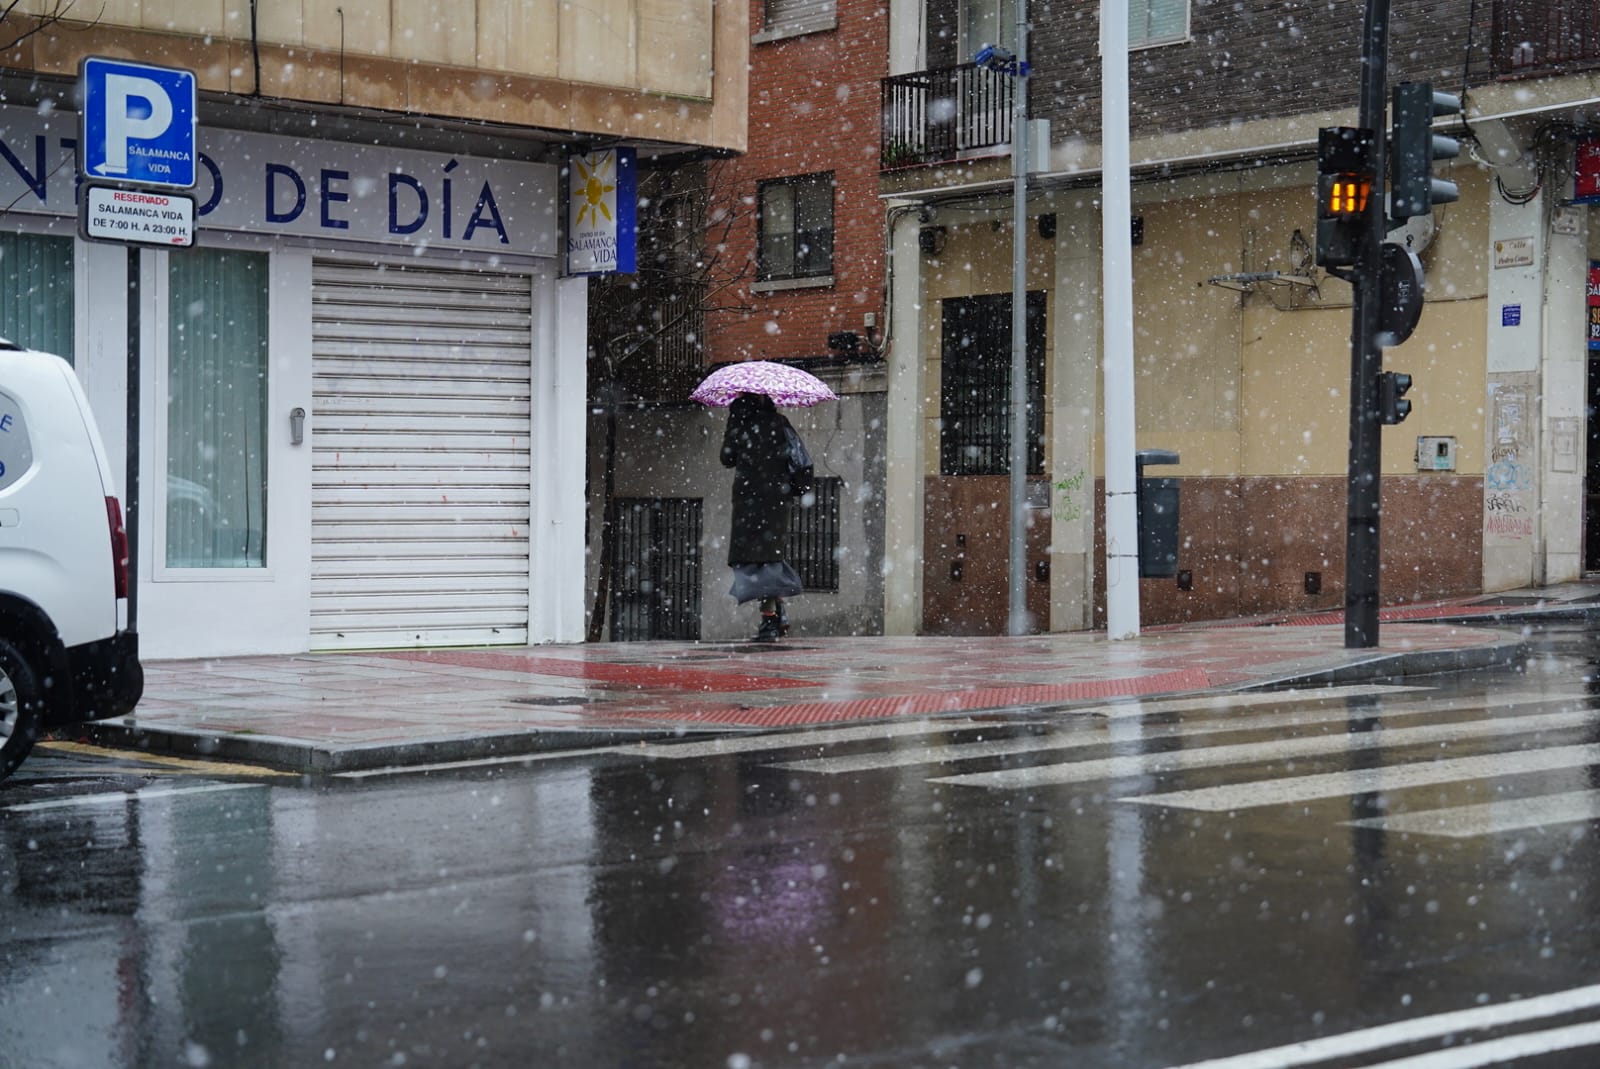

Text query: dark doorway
(924, 290), (1049, 635)
(611, 498), (702, 641)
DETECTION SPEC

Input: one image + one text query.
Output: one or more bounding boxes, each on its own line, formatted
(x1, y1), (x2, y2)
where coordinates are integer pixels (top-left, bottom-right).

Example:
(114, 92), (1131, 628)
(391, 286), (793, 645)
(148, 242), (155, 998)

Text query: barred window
(939, 291), (1046, 476)
(787, 476), (842, 591)
(610, 498), (703, 641)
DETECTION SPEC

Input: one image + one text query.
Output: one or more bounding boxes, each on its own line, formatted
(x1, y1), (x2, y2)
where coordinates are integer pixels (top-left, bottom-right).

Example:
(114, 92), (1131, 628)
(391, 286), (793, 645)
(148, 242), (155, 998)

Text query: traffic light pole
(1344, 0), (1391, 649)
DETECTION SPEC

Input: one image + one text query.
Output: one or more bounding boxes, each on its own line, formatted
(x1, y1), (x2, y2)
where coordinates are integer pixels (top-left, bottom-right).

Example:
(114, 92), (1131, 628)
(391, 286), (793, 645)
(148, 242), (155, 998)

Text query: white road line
(634, 686), (1429, 761)
(1366, 1019), (1600, 1068)
(775, 694), (1585, 776)
(1158, 982), (1600, 1069)
(1123, 744), (1600, 812)
(332, 747), (626, 778)
(933, 709), (1600, 791)
(1089, 683), (1427, 720)
(3, 783), (264, 812)
(1347, 788), (1600, 838)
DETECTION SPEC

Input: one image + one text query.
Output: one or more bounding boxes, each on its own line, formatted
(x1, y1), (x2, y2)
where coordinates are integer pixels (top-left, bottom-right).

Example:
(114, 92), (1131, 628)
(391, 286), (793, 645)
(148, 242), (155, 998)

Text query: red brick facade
(705, 1), (890, 363)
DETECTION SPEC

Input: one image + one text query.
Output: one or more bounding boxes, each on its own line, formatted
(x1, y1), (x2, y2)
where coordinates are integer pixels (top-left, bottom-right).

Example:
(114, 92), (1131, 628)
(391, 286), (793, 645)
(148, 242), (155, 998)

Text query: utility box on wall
(1135, 449), (1181, 579)
(1415, 436), (1457, 471)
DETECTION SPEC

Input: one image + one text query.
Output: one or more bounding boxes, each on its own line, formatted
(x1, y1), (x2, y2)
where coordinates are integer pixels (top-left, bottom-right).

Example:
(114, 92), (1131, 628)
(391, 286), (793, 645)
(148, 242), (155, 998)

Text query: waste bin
(1135, 449), (1180, 579)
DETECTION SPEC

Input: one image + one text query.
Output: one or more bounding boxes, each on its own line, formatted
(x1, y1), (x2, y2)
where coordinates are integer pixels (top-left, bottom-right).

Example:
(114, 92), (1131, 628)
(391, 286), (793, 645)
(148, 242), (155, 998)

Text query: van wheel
(0, 638), (42, 781)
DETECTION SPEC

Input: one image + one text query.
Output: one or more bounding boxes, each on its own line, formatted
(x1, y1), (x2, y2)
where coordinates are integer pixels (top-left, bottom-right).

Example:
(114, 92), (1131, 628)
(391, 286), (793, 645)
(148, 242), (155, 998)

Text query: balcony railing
(880, 63), (1014, 170)
(1494, 0), (1600, 75)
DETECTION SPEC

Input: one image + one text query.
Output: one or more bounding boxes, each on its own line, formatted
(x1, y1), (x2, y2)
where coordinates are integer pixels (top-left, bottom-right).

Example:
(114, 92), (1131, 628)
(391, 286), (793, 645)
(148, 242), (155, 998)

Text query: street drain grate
(508, 695), (602, 706)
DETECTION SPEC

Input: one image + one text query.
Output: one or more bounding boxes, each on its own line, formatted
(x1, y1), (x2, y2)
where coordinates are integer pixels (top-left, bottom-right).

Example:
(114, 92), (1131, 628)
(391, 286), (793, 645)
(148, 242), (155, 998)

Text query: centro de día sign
(1, 132), (522, 246)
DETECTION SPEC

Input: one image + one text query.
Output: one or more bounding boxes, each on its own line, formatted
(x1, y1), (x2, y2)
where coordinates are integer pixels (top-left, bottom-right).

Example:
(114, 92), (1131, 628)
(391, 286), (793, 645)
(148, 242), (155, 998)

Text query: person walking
(720, 392), (806, 642)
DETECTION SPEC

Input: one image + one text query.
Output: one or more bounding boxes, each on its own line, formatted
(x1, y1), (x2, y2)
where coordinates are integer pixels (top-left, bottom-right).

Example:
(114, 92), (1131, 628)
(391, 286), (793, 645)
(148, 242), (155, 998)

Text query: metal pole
(125, 246), (140, 633)
(1102, 0), (1139, 640)
(1344, 0), (1391, 649)
(1007, 0), (1031, 636)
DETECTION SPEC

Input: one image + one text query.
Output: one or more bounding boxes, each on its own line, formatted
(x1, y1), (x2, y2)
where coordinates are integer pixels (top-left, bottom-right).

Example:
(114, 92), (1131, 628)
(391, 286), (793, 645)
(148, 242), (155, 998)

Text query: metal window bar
(1494, 0), (1600, 73)
(787, 477), (841, 591)
(939, 293), (1046, 476)
(880, 63), (1015, 169)
(610, 498), (703, 641)
(654, 281), (706, 400)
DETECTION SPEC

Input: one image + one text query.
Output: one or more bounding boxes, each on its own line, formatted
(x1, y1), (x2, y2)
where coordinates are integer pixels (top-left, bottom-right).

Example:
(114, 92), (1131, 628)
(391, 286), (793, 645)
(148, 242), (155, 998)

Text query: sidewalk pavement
(82, 584), (1600, 774)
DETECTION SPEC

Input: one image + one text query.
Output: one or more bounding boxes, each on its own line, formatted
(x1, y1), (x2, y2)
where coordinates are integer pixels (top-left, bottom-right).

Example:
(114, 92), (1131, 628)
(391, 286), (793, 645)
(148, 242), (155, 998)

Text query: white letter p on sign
(103, 73), (173, 174)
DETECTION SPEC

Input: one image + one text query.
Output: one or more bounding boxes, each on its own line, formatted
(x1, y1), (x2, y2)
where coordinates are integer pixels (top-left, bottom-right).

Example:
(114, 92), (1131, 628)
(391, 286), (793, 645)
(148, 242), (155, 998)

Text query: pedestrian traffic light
(1390, 83), (1460, 221)
(1379, 370), (1413, 424)
(1316, 127), (1374, 269)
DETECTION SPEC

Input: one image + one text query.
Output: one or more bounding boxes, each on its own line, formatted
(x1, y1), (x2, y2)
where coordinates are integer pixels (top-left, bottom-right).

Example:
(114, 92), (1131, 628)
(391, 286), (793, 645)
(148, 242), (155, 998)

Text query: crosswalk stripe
(776, 694), (1588, 776)
(1366, 1019), (1600, 1068)
(1346, 787), (1600, 838)
(3, 783), (265, 812)
(1123, 743), (1600, 812)
(932, 709), (1600, 791)
(634, 685), (1431, 762)
(1158, 982), (1600, 1069)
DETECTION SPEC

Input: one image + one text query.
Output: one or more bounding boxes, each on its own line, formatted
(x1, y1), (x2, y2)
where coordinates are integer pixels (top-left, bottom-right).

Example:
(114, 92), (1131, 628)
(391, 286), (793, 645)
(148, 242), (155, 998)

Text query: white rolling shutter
(310, 260), (533, 650)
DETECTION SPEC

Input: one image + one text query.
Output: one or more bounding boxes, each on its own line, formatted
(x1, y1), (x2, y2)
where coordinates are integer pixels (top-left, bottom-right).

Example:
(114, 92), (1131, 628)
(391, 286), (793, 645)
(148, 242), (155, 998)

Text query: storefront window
(0, 232), (73, 361)
(166, 248), (268, 569)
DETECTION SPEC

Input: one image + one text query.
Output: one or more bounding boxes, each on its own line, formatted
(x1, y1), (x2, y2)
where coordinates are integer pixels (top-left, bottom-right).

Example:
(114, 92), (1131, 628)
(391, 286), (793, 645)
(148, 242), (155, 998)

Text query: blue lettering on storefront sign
(320, 168), (350, 229)
(1, 116), (546, 253)
(264, 162), (305, 223)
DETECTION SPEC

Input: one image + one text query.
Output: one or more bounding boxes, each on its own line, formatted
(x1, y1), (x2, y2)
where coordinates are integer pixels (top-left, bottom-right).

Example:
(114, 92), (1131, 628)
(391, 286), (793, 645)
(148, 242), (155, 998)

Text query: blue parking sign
(80, 57), (197, 189)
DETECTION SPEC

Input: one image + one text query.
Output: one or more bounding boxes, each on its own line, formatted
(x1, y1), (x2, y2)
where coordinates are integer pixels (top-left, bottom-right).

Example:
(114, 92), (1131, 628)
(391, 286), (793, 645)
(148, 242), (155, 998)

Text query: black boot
(775, 599), (790, 637)
(754, 612), (783, 643)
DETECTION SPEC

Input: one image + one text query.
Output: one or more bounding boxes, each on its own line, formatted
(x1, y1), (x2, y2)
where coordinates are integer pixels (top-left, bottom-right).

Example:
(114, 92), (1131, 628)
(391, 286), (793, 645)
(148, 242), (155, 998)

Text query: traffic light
(1379, 371), (1413, 424)
(1316, 127), (1374, 269)
(1390, 83), (1460, 221)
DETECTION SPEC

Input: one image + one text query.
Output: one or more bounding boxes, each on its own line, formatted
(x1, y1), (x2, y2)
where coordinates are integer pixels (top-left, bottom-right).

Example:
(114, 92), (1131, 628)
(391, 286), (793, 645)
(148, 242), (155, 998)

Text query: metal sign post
(78, 57), (199, 635)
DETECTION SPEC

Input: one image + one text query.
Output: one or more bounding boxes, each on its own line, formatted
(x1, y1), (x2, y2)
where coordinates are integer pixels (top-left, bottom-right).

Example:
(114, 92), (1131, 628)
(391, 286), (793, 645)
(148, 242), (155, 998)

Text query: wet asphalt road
(6, 623), (1600, 1068)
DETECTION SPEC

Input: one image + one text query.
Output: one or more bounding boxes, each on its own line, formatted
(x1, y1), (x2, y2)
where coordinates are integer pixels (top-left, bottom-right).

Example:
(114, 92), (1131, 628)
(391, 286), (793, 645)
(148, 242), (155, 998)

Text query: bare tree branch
(0, 0), (102, 53)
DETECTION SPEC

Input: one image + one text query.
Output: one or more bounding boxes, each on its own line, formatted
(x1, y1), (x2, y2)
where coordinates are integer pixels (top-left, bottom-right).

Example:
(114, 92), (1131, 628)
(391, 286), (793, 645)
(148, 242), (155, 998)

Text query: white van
(0, 341), (142, 780)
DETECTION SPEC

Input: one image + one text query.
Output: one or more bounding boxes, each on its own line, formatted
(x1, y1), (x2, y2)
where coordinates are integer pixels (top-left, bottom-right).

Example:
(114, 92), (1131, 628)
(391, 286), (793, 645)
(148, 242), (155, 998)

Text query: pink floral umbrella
(690, 360), (839, 408)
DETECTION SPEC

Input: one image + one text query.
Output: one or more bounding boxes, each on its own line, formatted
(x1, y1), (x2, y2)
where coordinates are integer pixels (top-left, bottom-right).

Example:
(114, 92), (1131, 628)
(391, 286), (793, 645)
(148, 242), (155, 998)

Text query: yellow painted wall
(921, 167), (1491, 480)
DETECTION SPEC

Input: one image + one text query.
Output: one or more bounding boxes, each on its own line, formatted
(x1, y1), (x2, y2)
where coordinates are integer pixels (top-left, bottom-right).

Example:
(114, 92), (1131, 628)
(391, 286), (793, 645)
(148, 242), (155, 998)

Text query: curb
(87, 628), (1533, 774)
(82, 720), (695, 775)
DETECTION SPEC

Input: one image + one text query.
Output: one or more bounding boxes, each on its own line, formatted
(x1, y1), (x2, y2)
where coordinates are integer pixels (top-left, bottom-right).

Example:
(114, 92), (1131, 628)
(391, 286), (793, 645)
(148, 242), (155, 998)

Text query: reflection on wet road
(6, 623), (1600, 1067)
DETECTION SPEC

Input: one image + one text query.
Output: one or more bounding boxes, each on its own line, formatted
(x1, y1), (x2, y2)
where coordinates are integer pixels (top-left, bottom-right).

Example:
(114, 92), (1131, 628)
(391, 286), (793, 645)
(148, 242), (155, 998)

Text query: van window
(0, 233), (74, 363)
(166, 248), (269, 569)
(0, 389), (33, 492)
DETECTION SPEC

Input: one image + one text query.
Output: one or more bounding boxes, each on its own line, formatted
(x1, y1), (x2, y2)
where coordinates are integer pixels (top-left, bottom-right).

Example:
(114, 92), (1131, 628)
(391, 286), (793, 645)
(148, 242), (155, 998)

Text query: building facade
(584, 0), (892, 642)
(0, 1), (746, 657)
(878, 0), (1596, 632)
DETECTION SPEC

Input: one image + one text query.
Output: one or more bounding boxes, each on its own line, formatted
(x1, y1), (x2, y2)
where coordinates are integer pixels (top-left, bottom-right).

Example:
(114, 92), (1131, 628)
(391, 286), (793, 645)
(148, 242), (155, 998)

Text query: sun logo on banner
(574, 153), (616, 226)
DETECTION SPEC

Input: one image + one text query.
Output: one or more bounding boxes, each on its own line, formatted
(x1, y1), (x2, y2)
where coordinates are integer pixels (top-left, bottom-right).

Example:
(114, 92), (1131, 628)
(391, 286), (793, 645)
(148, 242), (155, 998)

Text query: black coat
(720, 394), (795, 565)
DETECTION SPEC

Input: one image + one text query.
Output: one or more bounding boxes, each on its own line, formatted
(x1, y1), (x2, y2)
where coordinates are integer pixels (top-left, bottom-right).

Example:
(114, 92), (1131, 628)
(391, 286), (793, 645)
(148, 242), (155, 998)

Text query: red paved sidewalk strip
(371, 649), (820, 692)
(86, 614), (1536, 773)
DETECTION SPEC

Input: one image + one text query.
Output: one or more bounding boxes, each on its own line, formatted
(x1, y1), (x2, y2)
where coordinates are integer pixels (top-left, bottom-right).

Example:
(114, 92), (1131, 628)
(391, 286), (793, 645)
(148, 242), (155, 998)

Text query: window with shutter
(755, 0), (836, 43)
(1130, 0), (1189, 48)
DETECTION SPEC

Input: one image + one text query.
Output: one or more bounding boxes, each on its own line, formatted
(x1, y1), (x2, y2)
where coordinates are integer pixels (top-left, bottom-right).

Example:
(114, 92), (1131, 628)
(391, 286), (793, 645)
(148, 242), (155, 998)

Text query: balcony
(880, 63), (1015, 170)
(1494, 0), (1600, 75)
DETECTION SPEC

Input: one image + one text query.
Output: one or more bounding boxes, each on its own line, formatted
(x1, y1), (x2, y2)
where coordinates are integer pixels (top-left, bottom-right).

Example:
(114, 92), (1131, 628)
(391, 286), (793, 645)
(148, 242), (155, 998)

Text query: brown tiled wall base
(1093, 475), (1484, 627)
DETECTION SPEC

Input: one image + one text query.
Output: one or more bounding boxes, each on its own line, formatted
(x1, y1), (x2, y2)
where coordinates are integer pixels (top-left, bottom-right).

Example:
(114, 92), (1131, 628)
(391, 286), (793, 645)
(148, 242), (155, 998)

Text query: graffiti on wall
(1484, 384), (1535, 544)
